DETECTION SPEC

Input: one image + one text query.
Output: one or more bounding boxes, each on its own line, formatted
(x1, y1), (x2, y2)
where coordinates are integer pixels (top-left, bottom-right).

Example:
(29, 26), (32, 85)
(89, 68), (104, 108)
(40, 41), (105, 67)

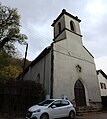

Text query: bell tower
(51, 9), (82, 44)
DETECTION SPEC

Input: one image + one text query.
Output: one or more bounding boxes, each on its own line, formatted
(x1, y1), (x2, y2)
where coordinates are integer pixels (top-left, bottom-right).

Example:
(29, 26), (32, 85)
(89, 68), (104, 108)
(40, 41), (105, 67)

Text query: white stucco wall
(53, 40), (101, 103)
(98, 72), (107, 96)
(23, 49), (52, 95)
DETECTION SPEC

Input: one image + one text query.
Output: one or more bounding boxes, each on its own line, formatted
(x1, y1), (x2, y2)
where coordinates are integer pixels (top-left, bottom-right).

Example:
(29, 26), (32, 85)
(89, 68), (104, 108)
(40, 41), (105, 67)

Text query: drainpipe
(50, 44), (54, 98)
(43, 56), (46, 91)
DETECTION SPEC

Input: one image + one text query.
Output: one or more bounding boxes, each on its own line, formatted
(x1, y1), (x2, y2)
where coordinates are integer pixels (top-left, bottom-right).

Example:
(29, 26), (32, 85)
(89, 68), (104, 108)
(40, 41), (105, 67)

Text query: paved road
(0, 112), (107, 119)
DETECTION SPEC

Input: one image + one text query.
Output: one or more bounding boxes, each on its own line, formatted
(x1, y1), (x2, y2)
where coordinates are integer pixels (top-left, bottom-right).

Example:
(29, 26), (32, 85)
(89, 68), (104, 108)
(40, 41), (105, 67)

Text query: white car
(26, 99), (76, 119)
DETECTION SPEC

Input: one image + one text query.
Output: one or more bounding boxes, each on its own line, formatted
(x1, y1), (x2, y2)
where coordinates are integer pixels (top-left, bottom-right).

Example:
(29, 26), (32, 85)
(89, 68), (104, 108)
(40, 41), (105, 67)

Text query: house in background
(97, 69), (107, 97)
(97, 69), (107, 108)
(19, 9), (102, 110)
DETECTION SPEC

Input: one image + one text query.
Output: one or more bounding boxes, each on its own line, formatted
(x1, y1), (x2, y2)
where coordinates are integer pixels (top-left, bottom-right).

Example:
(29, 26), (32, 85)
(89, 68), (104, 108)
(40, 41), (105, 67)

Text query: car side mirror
(51, 105), (56, 108)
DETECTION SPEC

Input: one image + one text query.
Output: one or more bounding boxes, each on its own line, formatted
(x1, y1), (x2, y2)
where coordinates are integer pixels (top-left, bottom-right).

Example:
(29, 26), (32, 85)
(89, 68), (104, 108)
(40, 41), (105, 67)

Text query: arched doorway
(74, 80), (86, 106)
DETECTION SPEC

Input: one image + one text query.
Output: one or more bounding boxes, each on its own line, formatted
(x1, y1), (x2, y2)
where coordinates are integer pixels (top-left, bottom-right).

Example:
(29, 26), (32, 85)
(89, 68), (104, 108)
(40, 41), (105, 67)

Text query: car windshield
(38, 100), (54, 106)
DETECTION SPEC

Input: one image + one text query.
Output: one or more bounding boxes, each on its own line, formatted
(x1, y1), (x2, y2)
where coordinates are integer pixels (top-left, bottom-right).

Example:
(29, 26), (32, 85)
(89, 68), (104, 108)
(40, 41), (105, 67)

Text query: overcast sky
(1, 0), (107, 74)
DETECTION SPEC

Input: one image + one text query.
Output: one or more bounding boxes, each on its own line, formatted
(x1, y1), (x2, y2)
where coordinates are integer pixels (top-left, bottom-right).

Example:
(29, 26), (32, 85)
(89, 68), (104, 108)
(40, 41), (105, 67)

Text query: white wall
(98, 72), (107, 96)
(53, 40), (101, 102)
(23, 49), (52, 95)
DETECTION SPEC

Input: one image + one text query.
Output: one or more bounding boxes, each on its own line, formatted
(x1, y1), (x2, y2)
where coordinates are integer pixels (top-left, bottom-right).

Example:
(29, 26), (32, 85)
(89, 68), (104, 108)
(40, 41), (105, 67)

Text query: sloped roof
(17, 46), (51, 79)
(97, 69), (107, 79)
(83, 46), (94, 58)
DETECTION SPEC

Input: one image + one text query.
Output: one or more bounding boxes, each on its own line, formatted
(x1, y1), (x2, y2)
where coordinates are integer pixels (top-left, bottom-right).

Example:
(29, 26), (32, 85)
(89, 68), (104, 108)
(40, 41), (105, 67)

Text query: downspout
(50, 43), (54, 98)
(43, 56), (46, 91)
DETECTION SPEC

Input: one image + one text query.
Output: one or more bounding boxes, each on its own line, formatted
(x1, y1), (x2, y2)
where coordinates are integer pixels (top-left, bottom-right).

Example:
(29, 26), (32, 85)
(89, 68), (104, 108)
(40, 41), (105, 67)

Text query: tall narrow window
(70, 20), (75, 31)
(104, 84), (106, 89)
(58, 22), (61, 33)
(100, 83), (103, 89)
(37, 73), (40, 83)
(100, 83), (107, 89)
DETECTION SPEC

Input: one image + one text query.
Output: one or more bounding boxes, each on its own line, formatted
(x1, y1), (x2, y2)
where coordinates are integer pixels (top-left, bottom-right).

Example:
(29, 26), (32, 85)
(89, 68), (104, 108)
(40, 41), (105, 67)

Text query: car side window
(53, 100), (61, 107)
(50, 100), (70, 108)
(61, 100), (69, 106)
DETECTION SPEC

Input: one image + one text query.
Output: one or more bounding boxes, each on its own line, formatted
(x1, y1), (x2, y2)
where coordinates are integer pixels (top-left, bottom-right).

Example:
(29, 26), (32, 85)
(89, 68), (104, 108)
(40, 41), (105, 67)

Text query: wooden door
(74, 80), (86, 106)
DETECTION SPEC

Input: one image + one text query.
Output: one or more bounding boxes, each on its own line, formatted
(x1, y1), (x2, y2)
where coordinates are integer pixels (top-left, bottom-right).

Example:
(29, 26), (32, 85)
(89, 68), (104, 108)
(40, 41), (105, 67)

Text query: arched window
(58, 22), (61, 33)
(37, 73), (40, 83)
(70, 20), (75, 31)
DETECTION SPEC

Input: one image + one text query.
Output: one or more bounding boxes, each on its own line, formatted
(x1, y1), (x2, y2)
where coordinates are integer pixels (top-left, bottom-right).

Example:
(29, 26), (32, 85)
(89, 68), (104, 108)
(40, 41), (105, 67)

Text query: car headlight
(33, 109), (41, 113)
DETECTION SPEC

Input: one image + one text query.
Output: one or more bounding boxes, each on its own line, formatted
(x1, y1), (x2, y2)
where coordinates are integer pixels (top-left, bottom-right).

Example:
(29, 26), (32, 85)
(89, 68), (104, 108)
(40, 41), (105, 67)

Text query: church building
(21, 9), (102, 110)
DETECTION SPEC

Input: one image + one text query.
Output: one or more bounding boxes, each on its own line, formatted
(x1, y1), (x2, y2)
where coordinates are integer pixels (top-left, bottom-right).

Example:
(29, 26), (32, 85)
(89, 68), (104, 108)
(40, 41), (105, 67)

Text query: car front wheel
(69, 111), (75, 119)
(40, 113), (49, 119)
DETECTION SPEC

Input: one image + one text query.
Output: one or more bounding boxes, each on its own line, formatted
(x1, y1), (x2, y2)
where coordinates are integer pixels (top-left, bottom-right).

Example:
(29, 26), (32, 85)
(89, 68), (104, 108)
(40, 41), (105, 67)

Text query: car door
(60, 100), (71, 117)
(48, 100), (63, 118)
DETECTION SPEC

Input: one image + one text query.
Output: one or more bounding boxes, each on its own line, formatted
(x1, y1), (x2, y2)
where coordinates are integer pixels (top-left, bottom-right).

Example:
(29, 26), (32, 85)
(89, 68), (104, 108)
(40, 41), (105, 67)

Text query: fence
(0, 80), (45, 114)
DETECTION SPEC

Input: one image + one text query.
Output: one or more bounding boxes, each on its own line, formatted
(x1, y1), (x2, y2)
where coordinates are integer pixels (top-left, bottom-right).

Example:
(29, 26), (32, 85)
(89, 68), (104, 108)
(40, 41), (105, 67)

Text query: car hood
(28, 105), (47, 112)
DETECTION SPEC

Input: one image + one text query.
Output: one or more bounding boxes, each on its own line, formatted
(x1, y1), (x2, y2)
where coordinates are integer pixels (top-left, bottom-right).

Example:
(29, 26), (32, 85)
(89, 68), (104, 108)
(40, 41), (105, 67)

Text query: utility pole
(22, 43), (28, 80)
